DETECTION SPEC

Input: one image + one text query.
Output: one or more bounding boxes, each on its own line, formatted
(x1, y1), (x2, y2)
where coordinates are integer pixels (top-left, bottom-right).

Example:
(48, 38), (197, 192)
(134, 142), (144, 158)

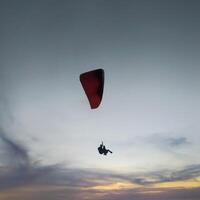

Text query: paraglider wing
(80, 69), (104, 109)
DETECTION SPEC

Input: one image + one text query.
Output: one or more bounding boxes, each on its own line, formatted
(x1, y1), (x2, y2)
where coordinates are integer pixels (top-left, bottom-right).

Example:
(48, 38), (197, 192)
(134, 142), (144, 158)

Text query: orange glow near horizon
(83, 176), (200, 192)
(1, 177), (200, 200)
(87, 181), (141, 191)
(153, 177), (200, 189)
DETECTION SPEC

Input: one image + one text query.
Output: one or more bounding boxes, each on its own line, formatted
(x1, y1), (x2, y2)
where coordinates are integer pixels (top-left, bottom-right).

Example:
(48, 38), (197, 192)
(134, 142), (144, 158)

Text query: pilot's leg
(108, 150), (112, 153)
(103, 150), (109, 155)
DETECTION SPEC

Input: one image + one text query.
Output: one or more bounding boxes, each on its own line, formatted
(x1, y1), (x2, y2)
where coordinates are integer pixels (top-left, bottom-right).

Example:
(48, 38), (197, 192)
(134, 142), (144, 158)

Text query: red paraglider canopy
(80, 69), (104, 109)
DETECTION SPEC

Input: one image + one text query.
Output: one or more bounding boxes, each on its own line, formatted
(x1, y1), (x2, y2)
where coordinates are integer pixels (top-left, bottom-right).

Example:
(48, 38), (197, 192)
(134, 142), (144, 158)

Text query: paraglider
(80, 68), (112, 155)
(80, 69), (104, 109)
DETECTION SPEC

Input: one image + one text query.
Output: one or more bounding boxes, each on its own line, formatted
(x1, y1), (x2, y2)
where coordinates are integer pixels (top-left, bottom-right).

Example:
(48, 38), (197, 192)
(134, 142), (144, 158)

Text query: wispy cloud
(0, 130), (200, 200)
(165, 137), (189, 147)
(0, 130), (63, 190)
(0, 131), (30, 167)
(129, 164), (200, 185)
(146, 134), (190, 148)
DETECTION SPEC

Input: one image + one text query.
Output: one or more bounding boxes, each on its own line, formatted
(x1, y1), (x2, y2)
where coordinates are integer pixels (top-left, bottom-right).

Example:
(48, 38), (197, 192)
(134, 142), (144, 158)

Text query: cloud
(0, 130), (113, 191)
(0, 130), (200, 200)
(124, 164), (200, 186)
(0, 130), (63, 190)
(146, 134), (190, 148)
(166, 137), (189, 147)
(88, 187), (200, 200)
(0, 131), (30, 167)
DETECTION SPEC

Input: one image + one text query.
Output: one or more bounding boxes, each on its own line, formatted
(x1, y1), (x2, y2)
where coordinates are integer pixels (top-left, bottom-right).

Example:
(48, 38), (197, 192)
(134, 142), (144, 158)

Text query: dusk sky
(1, 0), (200, 199)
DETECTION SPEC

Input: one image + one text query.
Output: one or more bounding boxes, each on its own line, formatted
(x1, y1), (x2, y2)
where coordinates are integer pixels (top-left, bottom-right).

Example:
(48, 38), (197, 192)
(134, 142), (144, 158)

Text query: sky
(1, 0), (200, 199)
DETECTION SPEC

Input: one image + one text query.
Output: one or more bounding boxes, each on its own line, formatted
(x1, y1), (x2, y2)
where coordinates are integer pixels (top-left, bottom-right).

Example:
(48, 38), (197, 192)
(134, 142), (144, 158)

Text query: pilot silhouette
(98, 142), (112, 155)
